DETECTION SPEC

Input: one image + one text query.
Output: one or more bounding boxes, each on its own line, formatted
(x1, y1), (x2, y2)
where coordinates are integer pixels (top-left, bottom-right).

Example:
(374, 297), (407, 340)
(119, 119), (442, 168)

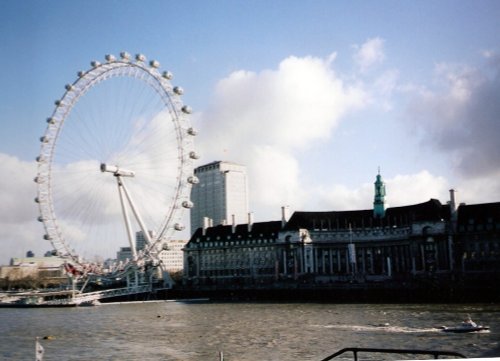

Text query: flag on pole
(36, 338), (44, 361)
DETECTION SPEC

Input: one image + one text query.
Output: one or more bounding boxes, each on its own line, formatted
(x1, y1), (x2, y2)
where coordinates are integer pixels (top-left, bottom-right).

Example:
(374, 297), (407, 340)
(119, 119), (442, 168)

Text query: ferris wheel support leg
(119, 177), (154, 247)
(117, 176), (137, 261)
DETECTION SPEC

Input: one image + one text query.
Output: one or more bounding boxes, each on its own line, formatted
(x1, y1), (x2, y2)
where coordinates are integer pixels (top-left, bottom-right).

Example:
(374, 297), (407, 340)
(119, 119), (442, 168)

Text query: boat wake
(321, 324), (442, 333)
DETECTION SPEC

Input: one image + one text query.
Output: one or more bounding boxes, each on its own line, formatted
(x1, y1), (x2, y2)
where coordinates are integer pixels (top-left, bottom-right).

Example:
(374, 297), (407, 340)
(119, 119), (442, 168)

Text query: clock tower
(373, 168), (386, 218)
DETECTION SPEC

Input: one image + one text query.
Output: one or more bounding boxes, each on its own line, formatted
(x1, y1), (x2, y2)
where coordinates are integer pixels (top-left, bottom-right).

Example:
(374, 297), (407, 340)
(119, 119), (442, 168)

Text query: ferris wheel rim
(35, 52), (197, 268)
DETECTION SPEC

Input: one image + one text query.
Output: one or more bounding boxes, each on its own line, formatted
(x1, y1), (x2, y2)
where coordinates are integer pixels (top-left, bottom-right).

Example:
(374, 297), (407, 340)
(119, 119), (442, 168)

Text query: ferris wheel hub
(100, 163), (135, 177)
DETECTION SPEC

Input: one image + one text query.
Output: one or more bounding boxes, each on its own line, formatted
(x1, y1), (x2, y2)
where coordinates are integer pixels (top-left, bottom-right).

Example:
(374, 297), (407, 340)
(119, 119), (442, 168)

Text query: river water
(0, 302), (499, 361)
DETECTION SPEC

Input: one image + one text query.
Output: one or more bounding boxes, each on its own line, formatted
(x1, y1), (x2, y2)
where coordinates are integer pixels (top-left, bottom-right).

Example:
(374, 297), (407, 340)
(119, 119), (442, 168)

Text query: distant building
(135, 230), (155, 252)
(116, 247), (132, 264)
(190, 161), (249, 235)
(158, 239), (188, 273)
(454, 201), (500, 275)
(0, 255), (67, 287)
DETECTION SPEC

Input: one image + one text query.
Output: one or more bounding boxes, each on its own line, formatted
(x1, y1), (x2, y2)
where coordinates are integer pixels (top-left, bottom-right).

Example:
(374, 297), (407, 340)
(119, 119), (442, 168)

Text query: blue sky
(1, 0), (499, 263)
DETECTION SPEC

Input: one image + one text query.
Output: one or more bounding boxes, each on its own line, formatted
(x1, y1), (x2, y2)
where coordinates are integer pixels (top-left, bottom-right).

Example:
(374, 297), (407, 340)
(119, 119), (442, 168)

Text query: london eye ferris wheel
(35, 52), (199, 273)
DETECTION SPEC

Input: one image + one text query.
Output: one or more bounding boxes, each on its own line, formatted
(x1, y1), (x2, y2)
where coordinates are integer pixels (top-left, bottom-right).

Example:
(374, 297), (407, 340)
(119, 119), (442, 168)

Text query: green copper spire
(373, 167), (386, 218)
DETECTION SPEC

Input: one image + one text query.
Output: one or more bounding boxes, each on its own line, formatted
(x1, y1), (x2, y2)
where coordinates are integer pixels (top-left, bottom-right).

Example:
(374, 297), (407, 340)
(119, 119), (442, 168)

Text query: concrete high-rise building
(135, 230), (155, 252)
(157, 239), (188, 273)
(190, 161), (249, 234)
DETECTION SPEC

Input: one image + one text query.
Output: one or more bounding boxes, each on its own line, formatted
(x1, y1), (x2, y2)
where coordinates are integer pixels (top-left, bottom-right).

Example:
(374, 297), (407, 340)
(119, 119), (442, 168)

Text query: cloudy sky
(1, 0), (499, 264)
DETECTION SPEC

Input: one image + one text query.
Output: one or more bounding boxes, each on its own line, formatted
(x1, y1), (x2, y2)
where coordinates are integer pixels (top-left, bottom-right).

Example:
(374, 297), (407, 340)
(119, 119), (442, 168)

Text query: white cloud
(200, 55), (366, 153)
(385, 171), (449, 207)
(455, 170), (500, 205)
(195, 54), (368, 221)
(353, 37), (386, 72)
(482, 49), (495, 59)
(0, 154), (46, 264)
(372, 69), (400, 110)
(0, 154), (38, 223)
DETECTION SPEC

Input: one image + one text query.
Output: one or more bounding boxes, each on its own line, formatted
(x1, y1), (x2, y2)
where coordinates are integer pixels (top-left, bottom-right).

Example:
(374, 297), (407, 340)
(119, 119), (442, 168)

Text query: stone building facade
(184, 187), (500, 288)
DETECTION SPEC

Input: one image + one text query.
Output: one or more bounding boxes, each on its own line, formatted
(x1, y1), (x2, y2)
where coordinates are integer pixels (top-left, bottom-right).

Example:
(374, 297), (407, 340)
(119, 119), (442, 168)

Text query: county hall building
(184, 172), (500, 289)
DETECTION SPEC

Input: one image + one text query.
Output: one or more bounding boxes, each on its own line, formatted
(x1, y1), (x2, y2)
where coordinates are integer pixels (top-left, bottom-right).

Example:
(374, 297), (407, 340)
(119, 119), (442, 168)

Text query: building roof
(9, 256), (66, 268)
(191, 220), (283, 241)
(194, 160), (245, 172)
(284, 199), (450, 230)
(456, 201), (500, 226)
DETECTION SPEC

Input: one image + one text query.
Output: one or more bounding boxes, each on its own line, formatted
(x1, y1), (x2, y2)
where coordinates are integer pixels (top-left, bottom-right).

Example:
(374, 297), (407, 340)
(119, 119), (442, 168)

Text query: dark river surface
(0, 301), (499, 360)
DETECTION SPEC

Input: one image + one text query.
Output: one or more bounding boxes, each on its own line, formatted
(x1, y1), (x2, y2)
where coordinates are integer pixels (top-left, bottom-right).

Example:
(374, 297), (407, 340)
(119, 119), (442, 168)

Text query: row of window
(458, 223), (500, 232)
(191, 239), (276, 248)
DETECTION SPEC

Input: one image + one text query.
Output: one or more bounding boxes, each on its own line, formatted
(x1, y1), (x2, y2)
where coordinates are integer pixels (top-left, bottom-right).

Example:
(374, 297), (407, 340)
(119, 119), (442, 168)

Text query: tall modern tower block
(190, 161), (249, 235)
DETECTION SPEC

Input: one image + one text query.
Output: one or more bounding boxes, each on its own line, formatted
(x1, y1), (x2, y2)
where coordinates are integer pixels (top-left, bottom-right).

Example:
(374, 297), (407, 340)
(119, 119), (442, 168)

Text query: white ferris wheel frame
(35, 52), (199, 267)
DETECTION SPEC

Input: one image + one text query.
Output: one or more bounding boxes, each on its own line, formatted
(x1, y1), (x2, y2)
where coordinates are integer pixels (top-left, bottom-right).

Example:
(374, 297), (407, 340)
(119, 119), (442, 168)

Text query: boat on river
(441, 324), (490, 333)
(440, 316), (489, 333)
(0, 290), (99, 307)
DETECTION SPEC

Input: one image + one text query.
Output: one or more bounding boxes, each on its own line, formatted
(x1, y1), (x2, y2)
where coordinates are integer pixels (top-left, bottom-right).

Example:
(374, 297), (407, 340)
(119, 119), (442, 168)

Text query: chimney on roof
(231, 214), (236, 233)
(449, 189), (459, 230)
(281, 206), (289, 228)
(202, 217), (209, 236)
(247, 212), (254, 232)
(449, 189), (457, 213)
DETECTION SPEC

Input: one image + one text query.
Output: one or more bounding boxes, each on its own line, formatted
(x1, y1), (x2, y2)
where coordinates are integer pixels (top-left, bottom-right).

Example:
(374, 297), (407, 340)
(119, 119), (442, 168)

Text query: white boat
(441, 316), (490, 333)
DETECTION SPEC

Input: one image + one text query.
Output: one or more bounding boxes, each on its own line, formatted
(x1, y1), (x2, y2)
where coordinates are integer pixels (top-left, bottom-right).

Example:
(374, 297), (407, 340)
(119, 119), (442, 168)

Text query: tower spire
(373, 167), (386, 218)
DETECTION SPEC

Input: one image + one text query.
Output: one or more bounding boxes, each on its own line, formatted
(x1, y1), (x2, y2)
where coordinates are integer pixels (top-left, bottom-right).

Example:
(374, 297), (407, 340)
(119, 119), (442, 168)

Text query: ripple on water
(0, 302), (498, 360)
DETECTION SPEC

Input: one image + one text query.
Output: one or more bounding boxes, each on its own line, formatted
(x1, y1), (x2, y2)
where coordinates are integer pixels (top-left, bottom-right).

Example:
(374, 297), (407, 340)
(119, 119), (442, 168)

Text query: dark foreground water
(0, 302), (499, 360)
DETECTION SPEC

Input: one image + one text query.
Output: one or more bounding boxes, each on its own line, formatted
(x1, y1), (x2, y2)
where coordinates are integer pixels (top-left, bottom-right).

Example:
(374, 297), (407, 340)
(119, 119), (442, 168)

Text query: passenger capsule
(187, 176), (199, 184)
(135, 53), (146, 62)
(173, 86), (184, 95)
(40, 136), (48, 143)
(149, 60), (160, 68)
(162, 71), (173, 80)
(43, 234), (52, 240)
(34, 176), (39, 183)
(34, 197), (40, 203)
(182, 200), (194, 209)
(189, 151), (200, 160)
(91, 60), (100, 68)
(120, 51), (130, 60)
(54, 100), (63, 106)
(105, 54), (116, 62)
(181, 105), (192, 114)
(37, 216), (44, 222)
(65, 84), (73, 91)
(187, 127), (198, 136)
(46, 117), (55, 124)
(77, 71), (85, 77)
